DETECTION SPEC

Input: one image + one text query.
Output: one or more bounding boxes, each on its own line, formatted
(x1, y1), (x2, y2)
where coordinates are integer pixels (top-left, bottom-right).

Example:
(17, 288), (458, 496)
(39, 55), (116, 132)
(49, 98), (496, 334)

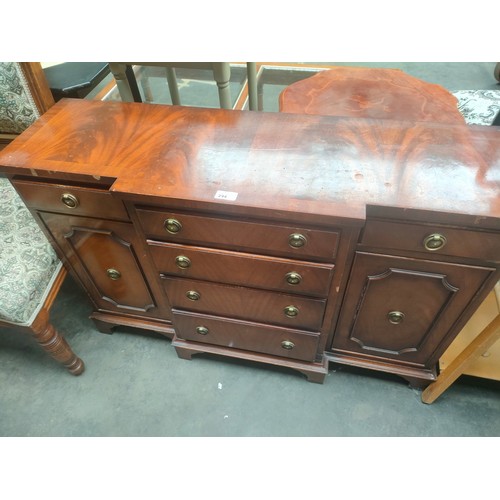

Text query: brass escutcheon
(288, 233), (307, 248)
(284, 305), (299, 317)
(175, 255), (191, 269)
(106, 268), (122, 280)
(61, 193), (79, 209)
(164, 218), (182, 234)
(423, 233), (447, 251)
(196, 326), (209, 336)
(186, 290), (200, 301)
(388, 311), (405, 325)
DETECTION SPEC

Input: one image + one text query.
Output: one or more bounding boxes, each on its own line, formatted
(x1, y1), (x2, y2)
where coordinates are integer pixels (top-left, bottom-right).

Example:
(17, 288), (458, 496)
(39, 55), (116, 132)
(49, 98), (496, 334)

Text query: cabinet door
(331, 252), (495, 367)
(39, 212), (158, 316)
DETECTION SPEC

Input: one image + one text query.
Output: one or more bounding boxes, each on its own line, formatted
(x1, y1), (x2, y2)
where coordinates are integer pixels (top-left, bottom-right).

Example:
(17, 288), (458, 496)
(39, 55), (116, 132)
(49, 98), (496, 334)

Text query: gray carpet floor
(1, 273), (499, 437)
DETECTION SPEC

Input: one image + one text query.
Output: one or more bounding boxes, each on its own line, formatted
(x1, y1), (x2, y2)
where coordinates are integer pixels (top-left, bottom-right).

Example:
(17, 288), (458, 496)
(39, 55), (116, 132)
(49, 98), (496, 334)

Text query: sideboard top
(0, 99), (499, 227)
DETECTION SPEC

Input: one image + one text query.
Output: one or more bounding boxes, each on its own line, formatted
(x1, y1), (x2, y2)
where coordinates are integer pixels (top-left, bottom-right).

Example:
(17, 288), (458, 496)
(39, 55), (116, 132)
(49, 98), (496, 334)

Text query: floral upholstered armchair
(0, 62), (84, 374)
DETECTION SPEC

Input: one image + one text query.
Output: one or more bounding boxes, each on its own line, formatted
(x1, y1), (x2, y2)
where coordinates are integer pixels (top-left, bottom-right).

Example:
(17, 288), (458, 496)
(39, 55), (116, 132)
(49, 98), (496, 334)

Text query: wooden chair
(0, 62), (84, 375)
(109, 62), (259, 111)
(0, 62), (55, 147)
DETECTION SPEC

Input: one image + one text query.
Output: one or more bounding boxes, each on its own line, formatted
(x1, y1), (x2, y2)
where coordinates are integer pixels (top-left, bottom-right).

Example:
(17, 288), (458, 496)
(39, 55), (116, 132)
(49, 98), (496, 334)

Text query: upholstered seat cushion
(0, 62), (41, 134)
(453, 89), (500, 126)
(0, 178), (61, 325)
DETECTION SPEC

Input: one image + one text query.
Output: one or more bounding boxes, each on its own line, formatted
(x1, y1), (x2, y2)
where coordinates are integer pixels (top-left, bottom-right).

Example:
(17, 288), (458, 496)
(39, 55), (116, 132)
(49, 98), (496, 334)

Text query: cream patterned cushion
(0, 178), (61, 325)
(453, 89), (500, 126)
(0, 62), (41, 134)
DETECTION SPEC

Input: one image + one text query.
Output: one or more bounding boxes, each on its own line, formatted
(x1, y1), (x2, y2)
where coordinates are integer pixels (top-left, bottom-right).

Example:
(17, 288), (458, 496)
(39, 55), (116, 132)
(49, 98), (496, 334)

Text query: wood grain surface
(279, 67), (466, 124)
(1, 99), (498, 228)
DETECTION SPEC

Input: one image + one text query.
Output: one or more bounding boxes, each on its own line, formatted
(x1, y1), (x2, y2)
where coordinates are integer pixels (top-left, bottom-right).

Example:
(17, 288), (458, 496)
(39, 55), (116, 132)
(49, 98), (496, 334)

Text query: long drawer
(136, 207), (339, 261)
(149, 241), (335, 297)
(163, 276), (326, 330)
(11, 179), (130, 221)
(172, 310), (321, 362)
(361, 219), (500, 263)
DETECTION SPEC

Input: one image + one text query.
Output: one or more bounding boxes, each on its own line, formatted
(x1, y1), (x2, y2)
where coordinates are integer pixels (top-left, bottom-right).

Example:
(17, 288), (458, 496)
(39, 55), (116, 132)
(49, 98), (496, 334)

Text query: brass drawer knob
(284, 305), (299, 317)
(423, 233), (447, 251)
(288, 233), (307, 248)
(175, 255), (191, 269)
(61, 193), (79, 209)
(281, 340), (295, 350)
(164, 218), (182, 234)
(196, 326), (209, 336)
(186, 290), (201, 301)
(388, 311), (405, 325)
(285, 272), (302, 285)
(106, 268), (122, 280)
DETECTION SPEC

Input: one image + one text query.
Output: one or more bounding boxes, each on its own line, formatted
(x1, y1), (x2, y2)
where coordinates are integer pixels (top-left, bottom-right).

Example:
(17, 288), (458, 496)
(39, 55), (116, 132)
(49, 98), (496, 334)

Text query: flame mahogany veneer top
(279, 67), (467, 124)
(0, 99), (498, 228)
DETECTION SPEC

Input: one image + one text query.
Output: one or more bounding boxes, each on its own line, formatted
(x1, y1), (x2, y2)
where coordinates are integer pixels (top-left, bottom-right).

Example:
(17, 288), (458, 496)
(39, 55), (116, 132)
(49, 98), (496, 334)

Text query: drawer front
(149, 242), (335, 297)
(12, 179), (129, 221)
(172, 310), (320, 362)
(136, 207), (339, 261)
(163, 277), (326, 330)
(361, 219), (500, 262)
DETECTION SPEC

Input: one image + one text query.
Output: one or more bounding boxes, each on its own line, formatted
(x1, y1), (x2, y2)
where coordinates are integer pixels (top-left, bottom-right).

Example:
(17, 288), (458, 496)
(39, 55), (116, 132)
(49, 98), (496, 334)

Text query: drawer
(149, 241), (335, 297)
(172, 310), (321, 362)
(11, 179), (129, 221)
(361, 220), (500, 262)
(136, 207), (339, 261)
(163, 276), (326, 330)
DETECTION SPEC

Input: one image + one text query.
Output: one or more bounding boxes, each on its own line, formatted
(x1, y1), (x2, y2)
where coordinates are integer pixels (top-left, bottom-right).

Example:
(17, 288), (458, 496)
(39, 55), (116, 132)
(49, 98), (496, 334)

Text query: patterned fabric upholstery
(453, 90), (500, 126)
(0, 178), (61, 325)
(0, 62), (61, 326)
(0, 62), (40, 134)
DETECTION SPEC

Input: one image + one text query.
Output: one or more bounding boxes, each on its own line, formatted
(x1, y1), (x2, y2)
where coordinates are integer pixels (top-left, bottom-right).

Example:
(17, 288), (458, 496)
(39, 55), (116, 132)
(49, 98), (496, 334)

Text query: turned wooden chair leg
(421, 314), (500, 404)
(212, 62), (232, 109)
(246, 62), (258, 111)
(166, 67), (181, 105)
(30, 311), (84, 376)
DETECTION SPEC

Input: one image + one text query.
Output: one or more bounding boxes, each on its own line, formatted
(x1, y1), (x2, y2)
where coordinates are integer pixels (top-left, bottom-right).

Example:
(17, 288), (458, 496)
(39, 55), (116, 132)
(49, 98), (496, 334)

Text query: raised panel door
(331, 252), (495, 367)
(39, 212), (159, 316)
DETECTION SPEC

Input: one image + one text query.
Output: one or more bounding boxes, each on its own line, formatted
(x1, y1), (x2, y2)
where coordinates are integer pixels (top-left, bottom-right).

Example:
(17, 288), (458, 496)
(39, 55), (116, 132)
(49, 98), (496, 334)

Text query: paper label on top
(214, 190), (238, 201)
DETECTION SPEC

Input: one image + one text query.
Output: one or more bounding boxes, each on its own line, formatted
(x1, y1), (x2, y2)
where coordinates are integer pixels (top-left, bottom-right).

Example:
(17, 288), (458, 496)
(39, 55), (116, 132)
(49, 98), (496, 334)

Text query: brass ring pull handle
(281, 340), (295, 350)
(186, 290), (201, 301)
(388, 311), (405, 325)
(164, 218), (182, 234)
(423, 233), (447, 251)
(196, 326), (209, 336)
(61, 193), (79, 209)
(285, 272), (302, 285)
(106, 268), (122, 280)
(175, 255), (191, 269)
(284, 305), (299, 317)
(288, 233), (307, 248)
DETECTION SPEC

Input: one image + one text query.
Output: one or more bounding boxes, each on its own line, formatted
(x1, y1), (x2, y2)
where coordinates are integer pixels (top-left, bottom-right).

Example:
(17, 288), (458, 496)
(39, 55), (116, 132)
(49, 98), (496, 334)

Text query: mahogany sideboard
(1, 99), (499, 386)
